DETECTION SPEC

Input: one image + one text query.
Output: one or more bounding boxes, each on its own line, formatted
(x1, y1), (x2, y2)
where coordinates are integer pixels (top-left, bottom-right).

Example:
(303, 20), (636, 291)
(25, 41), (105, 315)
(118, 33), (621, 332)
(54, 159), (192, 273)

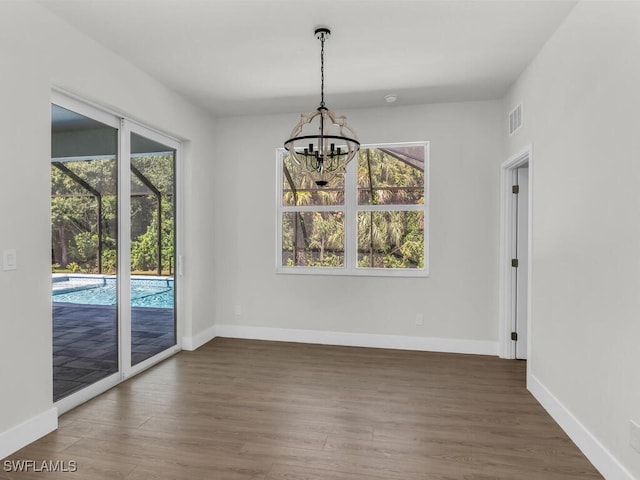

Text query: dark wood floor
(2, 338), (602, 479)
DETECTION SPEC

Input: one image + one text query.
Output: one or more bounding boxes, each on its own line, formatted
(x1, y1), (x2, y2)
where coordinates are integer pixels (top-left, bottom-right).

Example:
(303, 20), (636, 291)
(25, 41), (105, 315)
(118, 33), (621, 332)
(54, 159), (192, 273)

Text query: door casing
(498, 145), (532, 362)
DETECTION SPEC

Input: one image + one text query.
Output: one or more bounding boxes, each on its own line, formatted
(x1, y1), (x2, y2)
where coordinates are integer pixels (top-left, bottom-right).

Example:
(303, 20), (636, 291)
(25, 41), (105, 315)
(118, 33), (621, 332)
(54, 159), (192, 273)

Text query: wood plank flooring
(1, 338), (602, 479)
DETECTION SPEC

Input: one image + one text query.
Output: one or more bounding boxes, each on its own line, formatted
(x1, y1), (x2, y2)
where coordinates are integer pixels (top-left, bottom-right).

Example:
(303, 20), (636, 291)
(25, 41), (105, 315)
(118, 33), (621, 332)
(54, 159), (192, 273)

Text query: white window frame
(276, 141), (429, 277)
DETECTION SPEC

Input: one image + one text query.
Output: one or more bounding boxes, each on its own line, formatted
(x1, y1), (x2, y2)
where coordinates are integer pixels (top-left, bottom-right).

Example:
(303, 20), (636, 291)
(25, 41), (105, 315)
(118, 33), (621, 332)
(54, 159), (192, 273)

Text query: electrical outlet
(630, 420), (640, 453)
(415, 313), (423, 326)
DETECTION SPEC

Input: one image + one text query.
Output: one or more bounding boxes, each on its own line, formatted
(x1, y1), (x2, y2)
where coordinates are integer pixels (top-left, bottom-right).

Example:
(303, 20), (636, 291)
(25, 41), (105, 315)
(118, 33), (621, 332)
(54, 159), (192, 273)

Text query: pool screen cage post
(52, 161), (104, 273)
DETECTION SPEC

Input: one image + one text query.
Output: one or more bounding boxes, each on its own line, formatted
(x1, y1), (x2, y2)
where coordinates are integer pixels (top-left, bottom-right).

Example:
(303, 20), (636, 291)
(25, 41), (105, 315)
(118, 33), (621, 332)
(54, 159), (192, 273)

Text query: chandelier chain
(320, 33), (325, 108)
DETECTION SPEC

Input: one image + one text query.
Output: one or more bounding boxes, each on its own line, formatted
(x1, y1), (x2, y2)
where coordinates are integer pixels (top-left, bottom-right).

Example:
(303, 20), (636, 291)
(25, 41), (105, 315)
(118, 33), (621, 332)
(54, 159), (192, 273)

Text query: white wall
(0, 1), (217, 456)
(504, 2), (640, 478)
(213, 100), (503, 350)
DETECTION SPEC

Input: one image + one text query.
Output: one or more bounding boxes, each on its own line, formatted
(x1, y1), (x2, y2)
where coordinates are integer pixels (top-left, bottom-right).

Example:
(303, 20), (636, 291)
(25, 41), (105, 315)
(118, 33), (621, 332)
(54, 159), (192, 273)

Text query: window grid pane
(283, 154), (344, 207)
(357, 147), (424, 206)
(282, 211), (345, 267)
(357, 211), (424, 269)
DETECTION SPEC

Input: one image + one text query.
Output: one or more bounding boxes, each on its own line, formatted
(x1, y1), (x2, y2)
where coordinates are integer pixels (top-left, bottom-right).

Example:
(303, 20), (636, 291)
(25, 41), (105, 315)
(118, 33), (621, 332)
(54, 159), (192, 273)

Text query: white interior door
(515, 166), (528, 359)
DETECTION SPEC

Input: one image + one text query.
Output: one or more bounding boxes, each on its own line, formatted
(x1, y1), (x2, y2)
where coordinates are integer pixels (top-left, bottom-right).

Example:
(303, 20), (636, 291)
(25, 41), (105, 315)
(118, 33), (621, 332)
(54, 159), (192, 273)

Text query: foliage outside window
(51, 158), (118, 273)
(277, 142), (428, 276)
(130, 153), (176, 275)
(51, 154), (175, 275)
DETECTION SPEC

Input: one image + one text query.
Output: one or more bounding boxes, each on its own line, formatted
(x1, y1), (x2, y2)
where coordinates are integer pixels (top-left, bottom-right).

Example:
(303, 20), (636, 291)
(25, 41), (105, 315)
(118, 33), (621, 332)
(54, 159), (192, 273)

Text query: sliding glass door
(51, 104), (120, 401)
(51, 93), (180, 408)
(129, 131), (176, 367)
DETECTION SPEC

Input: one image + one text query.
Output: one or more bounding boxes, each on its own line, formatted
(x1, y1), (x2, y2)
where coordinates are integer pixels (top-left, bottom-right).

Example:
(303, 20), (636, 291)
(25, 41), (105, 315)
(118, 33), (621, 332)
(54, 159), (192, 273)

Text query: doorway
(51, 92), (181, 412)
(499, 146), (531, 360)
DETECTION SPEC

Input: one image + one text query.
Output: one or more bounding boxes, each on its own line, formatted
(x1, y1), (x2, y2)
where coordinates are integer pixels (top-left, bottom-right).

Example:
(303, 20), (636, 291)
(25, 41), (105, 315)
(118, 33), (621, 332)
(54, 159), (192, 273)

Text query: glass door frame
(122, 119), (182, 379)
(52, 90), (182, 414)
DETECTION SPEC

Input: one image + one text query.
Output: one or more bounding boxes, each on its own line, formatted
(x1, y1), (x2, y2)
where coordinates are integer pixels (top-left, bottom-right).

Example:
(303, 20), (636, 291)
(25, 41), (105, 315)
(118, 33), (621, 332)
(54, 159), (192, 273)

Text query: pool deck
(53, 303), (175, 401)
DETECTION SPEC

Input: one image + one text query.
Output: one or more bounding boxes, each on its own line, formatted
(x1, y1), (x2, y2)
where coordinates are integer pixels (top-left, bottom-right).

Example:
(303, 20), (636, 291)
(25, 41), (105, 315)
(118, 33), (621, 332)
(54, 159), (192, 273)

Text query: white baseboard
(182, 324), (217, 351)
(213, 324), (498, 356)
(0, 407), (58, 460)
(528, 374), (634, 480)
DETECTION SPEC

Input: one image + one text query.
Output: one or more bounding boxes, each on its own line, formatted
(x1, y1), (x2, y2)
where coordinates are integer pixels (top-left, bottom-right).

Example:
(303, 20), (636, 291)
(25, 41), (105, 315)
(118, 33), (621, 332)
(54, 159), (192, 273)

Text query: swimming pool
(52, 275), (174, 309)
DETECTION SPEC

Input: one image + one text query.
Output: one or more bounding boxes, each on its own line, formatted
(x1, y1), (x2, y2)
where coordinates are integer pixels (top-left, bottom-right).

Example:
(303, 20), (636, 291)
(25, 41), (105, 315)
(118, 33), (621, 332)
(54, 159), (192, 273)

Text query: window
(276, 142), (429, 276)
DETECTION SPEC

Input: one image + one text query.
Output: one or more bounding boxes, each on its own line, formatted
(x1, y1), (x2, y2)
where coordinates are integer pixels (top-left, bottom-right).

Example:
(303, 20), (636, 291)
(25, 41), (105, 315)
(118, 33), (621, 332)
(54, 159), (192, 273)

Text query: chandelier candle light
(284, 27), (360, 187)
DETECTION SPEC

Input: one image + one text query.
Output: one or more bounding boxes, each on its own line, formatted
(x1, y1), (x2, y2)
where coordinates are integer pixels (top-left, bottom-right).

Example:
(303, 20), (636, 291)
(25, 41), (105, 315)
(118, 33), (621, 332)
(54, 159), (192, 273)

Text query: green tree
(282, 148), (425, 269)
(51, 154), (174, 275)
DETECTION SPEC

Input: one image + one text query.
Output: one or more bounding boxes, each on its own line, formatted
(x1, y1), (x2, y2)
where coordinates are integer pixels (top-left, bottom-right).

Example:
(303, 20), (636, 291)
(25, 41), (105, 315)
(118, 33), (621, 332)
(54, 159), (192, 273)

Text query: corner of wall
(182, 324), (217, 351)
(528, 375), (635, 480)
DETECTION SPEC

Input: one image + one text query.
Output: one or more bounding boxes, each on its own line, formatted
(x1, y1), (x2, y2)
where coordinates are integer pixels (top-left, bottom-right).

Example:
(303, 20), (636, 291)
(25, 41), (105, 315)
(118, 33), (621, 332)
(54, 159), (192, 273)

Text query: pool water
(52, 276), (174, 309)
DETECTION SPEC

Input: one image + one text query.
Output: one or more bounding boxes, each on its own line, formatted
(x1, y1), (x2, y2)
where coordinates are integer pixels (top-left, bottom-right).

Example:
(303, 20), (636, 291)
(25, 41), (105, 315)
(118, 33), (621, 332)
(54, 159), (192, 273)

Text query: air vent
(509, 103), (523, 136)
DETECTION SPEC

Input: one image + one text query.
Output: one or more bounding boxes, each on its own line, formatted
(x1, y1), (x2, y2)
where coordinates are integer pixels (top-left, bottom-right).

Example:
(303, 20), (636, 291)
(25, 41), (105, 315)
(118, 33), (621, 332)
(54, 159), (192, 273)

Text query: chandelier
(284, 27), (360, 187)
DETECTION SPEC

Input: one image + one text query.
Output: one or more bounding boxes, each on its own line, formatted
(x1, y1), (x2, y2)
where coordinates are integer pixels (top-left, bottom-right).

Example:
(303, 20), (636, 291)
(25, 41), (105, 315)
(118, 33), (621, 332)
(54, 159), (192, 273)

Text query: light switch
(3, 249), (17, 271)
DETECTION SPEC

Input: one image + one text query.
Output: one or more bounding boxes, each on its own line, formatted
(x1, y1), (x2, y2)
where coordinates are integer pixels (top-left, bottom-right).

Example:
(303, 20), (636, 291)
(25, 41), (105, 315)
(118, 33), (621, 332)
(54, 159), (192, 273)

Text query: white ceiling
(38, 0), (577, 117)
